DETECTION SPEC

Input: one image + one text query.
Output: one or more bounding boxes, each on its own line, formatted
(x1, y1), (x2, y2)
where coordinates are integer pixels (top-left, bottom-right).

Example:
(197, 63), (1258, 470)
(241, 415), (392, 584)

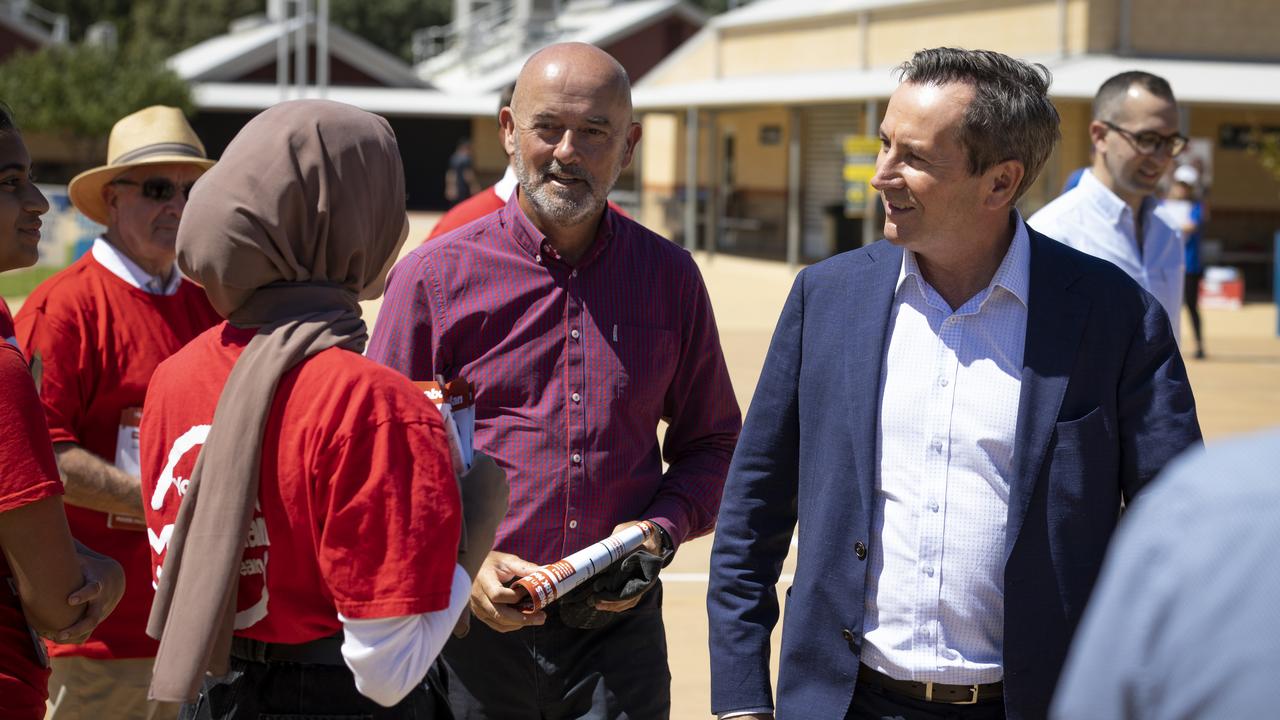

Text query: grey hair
(896, 47), (1061, 203)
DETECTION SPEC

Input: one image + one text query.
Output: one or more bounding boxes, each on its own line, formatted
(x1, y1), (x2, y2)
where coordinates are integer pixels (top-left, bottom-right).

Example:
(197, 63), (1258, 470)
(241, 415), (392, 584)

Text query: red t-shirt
(140, 323), (461, 643)
(14, 254), (221, 659)
(425, 184), (630, 242)
(0, 342), (65, 719)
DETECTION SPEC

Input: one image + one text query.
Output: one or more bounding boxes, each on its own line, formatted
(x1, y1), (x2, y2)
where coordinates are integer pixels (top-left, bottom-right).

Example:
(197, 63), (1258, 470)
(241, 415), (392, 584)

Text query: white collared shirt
(860, 214), (1031, 686)
(91, 237), (183, 296)
(1029, 169), (1183, 344)
(493, 164), (519, 204)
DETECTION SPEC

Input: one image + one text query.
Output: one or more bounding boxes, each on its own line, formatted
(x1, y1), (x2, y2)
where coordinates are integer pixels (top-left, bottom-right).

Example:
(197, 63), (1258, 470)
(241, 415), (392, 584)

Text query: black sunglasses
(111, 177), (195, 202)
(1101, 121), (1188, 157)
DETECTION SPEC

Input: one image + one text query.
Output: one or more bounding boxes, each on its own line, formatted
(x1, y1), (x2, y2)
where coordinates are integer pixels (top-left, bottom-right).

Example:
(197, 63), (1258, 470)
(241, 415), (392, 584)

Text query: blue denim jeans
(179, 656), (450, 720)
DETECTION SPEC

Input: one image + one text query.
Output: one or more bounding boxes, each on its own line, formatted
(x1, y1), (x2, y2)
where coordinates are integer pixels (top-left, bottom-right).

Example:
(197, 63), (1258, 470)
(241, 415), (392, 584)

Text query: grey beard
(512, 145), (621, 228)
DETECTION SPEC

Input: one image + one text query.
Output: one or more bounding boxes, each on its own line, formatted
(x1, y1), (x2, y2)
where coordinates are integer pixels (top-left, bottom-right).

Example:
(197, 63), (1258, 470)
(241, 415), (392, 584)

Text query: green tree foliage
(32, 0), (452, 62)
(0, 43), (192, 138)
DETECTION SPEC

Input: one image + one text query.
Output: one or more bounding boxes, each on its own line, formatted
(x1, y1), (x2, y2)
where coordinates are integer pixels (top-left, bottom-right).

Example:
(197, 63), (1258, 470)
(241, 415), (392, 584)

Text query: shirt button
(854, 541), (867, 560)
(570, 328), (580, 340)
(535, 254), (543, 263)
(570, 269), (578, 278)
(923, 565), (935, 577)
(571, 453), (582, 464)
(571, 392), (581, 403)
(939, 377), (949, 387)
(568, 520), (578, 529)
(930, 440), (943, 453)
(928, 500), (939, 513)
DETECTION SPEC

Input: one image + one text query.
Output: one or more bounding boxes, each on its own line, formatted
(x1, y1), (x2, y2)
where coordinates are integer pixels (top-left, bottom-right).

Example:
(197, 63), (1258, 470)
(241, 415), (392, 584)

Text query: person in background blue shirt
(1162, 164), (1205, 358)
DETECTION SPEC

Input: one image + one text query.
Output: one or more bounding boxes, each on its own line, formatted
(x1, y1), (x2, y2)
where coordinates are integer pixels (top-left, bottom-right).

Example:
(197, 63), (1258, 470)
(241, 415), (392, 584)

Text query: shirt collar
(91, 237), (182, 295)
(493, 164), (518, 203)
(1076, 168), (1160, 225)
(500, 189), (616, 268)
(897, 211), (1031, 310)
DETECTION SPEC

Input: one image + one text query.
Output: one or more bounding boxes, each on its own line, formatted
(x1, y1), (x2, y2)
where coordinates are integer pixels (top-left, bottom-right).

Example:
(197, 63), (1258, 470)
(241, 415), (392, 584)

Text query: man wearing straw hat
(14, 105), (222, 720)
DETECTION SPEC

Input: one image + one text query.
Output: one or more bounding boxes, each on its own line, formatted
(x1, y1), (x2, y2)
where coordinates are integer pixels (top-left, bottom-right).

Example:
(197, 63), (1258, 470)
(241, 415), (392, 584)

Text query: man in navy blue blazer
(708, 48), (1201, 720)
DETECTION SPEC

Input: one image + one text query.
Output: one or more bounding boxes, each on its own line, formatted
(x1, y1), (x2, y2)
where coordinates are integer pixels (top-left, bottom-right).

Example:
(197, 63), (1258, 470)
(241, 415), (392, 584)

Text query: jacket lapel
(1005, 231), (1090, 558)
(845, 241), (903, 516)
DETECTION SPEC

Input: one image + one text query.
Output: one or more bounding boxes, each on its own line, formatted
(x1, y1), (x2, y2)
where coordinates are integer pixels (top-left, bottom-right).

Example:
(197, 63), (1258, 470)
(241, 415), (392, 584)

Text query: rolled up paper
(512, 520), (659, 613)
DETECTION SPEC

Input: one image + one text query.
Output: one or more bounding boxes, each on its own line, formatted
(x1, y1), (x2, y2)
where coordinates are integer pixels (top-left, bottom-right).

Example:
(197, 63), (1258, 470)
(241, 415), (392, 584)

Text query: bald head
(512, 43), (633, 120)
(501, 42), (642, 234)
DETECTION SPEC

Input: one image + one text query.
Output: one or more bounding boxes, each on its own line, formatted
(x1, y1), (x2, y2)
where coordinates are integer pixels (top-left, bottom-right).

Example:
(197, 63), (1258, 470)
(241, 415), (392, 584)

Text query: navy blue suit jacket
(707, 230), (1201, 720)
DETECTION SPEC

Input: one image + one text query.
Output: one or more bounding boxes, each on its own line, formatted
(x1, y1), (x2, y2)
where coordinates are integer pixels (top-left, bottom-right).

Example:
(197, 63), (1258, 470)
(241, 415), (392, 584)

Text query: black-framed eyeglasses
(110, 177), (195, 202)
(1101, 121), (1188, 157)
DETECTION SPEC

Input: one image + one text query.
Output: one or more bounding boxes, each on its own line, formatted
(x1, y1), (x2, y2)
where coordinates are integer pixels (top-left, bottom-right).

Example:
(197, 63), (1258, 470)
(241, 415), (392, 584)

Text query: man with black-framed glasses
(14, 106), (221, 720)
(1031, 71), (1188, 346)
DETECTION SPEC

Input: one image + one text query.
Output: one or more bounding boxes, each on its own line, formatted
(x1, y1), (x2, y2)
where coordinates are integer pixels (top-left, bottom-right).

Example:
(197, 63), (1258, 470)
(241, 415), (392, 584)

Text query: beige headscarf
(146, 100), (407, 702)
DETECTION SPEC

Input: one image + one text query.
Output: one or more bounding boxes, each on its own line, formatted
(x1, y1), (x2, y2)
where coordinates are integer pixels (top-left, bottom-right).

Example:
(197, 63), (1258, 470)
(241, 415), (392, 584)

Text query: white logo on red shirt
(150, 423), (272, 630)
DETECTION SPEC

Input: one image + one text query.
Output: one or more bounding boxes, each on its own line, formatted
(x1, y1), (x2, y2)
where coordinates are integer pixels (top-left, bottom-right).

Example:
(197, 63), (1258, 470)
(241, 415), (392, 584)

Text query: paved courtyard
(375, 212), (1280, 719)
(9, 212), (1273, 718)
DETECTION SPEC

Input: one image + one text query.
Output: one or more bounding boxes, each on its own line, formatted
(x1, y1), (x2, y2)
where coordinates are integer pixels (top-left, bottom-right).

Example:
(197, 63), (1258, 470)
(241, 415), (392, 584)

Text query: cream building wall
(632, 0), (1280, 267)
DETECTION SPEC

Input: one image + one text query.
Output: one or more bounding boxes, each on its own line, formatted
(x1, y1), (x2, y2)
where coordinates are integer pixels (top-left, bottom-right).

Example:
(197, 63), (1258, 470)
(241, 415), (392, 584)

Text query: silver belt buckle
(925, 681), (981, 704)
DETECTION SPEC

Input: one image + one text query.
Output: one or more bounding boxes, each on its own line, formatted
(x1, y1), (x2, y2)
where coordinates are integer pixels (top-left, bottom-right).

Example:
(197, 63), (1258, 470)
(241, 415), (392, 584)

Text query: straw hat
(68, 106), (215, 225)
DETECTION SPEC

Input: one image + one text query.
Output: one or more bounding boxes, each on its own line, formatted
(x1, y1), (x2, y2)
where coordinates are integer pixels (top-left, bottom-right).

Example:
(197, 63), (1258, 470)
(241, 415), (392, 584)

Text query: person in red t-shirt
(425, 84), (629, 243)
(0, 104), (126, 720)
(14, 106), (221, 720)
(141, 100), (507, 719)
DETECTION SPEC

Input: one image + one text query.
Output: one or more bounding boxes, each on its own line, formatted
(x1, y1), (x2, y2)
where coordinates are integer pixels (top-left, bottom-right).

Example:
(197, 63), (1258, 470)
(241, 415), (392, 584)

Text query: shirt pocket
(605, 324), (679, 414)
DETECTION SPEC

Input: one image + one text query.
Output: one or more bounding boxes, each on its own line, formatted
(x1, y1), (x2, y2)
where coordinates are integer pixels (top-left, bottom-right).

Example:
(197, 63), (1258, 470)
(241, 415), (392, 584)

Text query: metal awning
(635, 54), (1280, 111)
(190, 83), (497, 118)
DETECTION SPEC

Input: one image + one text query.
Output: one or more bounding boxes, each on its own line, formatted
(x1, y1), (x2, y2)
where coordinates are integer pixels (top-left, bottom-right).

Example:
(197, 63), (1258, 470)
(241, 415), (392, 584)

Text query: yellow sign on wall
(843, 136), (880, 215)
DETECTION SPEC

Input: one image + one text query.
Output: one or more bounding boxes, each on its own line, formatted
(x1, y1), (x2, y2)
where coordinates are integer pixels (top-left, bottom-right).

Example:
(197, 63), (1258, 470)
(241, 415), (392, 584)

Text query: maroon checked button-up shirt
(367, 195), (741, 565)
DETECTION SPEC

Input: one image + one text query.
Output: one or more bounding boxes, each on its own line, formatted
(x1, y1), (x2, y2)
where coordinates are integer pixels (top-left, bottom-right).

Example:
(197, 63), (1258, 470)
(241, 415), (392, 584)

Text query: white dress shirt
(860, 215), (1031, 686)
(91, 237), (183, 296)
(1029, 169), (1183, 344)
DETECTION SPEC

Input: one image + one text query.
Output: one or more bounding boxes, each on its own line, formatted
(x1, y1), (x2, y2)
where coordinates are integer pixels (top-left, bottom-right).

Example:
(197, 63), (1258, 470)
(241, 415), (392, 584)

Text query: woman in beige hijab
(137, 100), (506, 719)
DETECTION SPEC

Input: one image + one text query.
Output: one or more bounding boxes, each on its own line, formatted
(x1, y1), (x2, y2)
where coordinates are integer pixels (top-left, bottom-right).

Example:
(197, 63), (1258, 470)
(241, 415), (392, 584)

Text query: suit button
(842, 628), (855, 642)
(854, 541), (867, 560)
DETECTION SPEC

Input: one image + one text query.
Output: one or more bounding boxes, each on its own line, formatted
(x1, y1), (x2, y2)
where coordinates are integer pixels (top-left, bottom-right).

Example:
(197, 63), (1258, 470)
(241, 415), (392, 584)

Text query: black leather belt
(230, 633), (346, 666)
(857, 664), (1003, 705)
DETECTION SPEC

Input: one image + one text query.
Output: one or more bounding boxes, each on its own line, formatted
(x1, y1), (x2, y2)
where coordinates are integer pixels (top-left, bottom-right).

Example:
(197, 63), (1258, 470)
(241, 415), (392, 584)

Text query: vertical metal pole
(1274, 231), (1279, 337)
(295, 0), (308, 93)
(684, 107), (699, 252)
(786, 107), (802, 269)
(317, 0), (329, 96)
(1118, 0), (1132, 55)
(276, 0), (289, 101)
(1057, 0), (1068, 59)
(705, 111), (719, 258)
(862, 98), (879, 246)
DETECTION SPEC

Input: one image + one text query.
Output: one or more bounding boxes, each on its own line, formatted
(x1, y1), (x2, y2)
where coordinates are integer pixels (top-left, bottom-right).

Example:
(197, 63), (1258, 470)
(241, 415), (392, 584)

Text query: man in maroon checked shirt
(367, 42), (740, 719)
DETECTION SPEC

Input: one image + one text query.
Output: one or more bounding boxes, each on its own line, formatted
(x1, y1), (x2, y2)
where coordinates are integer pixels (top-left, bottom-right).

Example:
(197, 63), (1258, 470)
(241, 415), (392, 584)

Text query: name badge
(110, 407), (146, 531)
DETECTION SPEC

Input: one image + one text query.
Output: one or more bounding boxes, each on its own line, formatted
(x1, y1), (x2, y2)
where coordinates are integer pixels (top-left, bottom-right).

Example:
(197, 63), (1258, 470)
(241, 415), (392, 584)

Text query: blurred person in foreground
(1161, 164), (1206, 358)
(369, 42), (740, 719)
(14, 104), (221, 720)
(140, 99), (508, 719)
(0, 102), (127, 720)
(426, 84), (629, 242)
(1052, 427), (1280, 719)
(707, 47), (1201, 720)
(1030, 71), (1188, 345)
